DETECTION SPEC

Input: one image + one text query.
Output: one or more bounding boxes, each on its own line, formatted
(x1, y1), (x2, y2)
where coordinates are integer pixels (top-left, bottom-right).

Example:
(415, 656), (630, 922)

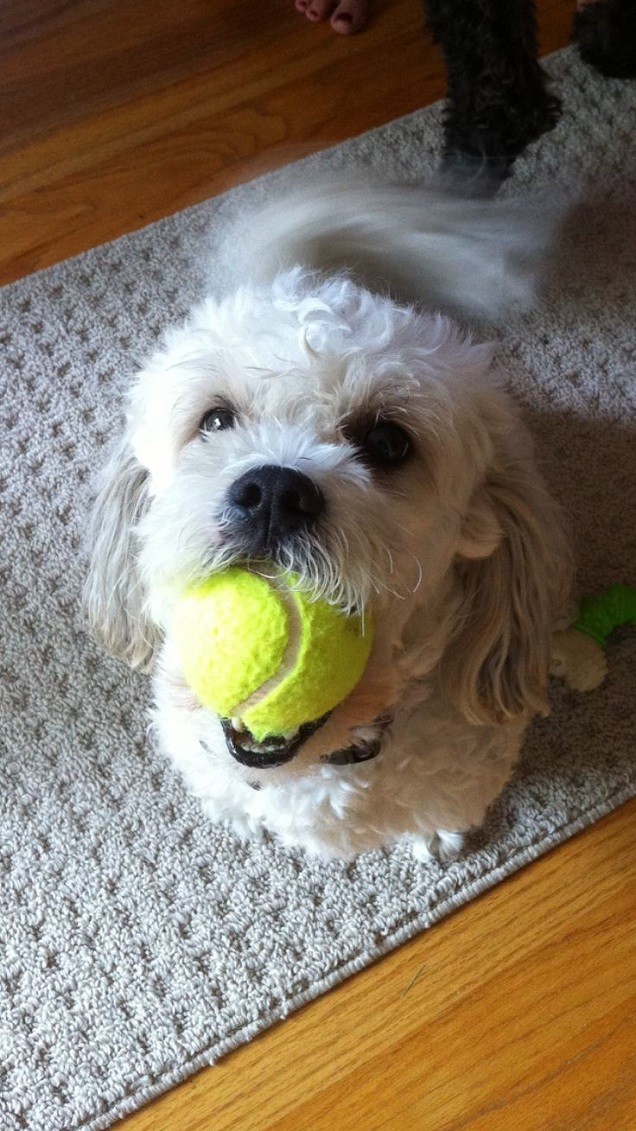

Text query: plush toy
(173, 567), (374, 742)
(550, 584), (636, 692)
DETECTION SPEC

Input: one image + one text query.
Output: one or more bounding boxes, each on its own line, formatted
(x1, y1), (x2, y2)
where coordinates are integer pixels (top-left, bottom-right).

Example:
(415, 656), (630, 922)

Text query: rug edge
(79, 782), (635, 1131)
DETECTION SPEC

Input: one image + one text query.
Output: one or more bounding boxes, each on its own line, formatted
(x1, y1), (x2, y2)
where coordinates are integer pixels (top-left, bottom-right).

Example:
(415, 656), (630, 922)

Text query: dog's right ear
(84, 435), (157, 670)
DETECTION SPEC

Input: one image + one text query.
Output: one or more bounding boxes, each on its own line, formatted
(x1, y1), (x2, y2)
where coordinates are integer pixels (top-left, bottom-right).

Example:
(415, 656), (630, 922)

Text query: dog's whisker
(409, 553), (424, 595)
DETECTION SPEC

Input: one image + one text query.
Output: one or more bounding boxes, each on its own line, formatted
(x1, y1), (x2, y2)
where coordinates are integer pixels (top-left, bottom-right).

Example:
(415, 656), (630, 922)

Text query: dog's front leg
(423, 0), (561, 190)
(407, 829), (468, 864)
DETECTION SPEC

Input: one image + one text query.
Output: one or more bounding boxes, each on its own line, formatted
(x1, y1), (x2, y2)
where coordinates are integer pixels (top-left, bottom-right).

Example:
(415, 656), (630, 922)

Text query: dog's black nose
(226, 465), (324, 552)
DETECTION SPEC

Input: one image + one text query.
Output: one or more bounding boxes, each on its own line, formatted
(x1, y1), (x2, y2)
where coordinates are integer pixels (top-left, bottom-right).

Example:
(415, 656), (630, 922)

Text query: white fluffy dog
(86, 182), (572, 860)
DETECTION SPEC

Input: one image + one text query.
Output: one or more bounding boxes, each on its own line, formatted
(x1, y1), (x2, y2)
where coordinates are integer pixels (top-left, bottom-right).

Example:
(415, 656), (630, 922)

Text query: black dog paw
(574, 0), (636, 79)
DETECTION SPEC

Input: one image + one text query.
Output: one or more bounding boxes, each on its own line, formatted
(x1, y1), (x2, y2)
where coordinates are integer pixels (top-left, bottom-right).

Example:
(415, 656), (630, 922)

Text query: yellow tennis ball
(173, 568), (374, 742)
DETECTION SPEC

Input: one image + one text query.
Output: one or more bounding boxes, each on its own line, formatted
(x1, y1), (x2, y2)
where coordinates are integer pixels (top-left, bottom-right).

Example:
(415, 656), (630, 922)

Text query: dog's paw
(550, 627), (607, 692)
(409, 830), (466, 864)
(574, 0), (636, 79)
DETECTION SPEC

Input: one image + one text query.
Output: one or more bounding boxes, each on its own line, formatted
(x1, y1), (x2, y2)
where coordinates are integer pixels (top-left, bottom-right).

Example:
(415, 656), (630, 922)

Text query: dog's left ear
(443, 448), (572, 726)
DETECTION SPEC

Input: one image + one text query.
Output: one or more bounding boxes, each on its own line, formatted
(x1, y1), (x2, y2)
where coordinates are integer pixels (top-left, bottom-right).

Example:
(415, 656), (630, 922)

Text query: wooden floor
(3, 1), (634, 1126)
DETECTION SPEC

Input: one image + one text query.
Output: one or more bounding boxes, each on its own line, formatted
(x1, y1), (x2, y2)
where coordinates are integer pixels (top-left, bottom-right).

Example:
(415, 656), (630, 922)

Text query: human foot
(294, 0), (370, 35)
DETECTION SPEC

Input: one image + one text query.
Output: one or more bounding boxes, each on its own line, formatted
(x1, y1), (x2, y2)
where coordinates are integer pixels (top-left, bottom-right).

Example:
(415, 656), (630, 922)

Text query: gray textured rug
(1, 48), (635, 1131)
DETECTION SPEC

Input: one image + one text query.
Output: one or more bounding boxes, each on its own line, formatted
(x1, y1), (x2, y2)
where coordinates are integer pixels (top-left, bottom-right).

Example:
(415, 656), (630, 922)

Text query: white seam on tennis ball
(232, 578), (302, 728)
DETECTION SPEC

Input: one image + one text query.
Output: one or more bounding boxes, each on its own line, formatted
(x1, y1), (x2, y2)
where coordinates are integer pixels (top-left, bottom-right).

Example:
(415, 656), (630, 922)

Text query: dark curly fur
(424, 0), (561, 188)
(424, 0), (635, 191)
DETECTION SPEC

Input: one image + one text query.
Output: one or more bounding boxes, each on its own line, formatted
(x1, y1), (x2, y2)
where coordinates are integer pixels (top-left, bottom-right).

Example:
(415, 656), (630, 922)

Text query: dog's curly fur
(423, 0), (635, 190)
(86, 182), (573, 860)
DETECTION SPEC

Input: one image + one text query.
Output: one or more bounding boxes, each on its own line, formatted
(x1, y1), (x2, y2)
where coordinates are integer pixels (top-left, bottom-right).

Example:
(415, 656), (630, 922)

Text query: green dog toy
(551, 584), (636, 692)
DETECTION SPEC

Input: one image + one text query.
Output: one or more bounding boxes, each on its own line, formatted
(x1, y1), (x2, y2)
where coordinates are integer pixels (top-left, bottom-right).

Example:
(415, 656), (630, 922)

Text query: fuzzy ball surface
(173, 569), (374, 741)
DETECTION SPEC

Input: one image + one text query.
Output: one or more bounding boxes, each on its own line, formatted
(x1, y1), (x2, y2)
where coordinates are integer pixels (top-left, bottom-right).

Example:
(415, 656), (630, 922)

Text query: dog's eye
(362, 422), (412, 467)
(200, 407), (235, 434)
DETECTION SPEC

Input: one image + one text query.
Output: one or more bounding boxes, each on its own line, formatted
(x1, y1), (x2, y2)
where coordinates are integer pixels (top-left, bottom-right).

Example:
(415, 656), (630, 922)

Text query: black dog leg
(424, 0), (562, 191)
(574, 0), (636, 78)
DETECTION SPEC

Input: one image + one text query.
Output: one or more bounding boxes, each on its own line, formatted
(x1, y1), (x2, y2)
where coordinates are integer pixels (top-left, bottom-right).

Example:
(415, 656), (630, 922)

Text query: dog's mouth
(220, 714), (331, 769)
(220, 711), (391, 770)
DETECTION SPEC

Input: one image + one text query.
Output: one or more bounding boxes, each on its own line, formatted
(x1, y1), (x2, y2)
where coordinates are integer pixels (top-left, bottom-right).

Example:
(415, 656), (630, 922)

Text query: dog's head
(86, 269), (571, 765)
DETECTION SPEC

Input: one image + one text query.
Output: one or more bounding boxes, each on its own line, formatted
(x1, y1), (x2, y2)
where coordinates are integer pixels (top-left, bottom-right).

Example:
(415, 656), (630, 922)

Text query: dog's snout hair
(225, 465), (325, 555)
